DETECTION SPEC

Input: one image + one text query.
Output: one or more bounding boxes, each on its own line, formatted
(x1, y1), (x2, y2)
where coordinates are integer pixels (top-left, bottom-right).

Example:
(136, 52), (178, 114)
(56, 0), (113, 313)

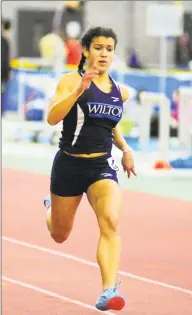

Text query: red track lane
(2, 280), (100, 315)
(2, 168), (192, 314)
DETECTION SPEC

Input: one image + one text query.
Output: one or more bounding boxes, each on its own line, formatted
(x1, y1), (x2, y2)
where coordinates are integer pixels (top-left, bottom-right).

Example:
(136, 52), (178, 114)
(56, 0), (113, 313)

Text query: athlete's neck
(93, 72), (109, 84)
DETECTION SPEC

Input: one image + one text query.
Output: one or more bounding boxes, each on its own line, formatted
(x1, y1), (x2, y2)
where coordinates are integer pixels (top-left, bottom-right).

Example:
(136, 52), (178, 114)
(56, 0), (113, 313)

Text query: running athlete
(44, 27), (136, 311)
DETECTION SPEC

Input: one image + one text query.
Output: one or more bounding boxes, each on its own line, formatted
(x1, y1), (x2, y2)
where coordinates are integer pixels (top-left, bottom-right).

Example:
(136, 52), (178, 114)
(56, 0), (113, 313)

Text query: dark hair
(2, 19), (11, 31)
(78, 27), (118, 71)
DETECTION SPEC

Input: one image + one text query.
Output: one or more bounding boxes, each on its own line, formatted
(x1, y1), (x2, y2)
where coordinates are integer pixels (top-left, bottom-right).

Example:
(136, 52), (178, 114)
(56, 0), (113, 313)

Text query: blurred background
(2, 3), (192, 314)
(1, 0), (192, 187)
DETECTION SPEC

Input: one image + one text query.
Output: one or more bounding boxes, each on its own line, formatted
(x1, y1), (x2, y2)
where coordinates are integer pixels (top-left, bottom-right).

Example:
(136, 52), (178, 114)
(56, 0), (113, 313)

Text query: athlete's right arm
(47, 69), (99, 126)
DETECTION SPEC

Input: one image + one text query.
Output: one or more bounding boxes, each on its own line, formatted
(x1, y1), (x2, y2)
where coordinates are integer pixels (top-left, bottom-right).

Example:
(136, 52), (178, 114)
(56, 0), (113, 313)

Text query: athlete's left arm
(112, 84), (136, 178)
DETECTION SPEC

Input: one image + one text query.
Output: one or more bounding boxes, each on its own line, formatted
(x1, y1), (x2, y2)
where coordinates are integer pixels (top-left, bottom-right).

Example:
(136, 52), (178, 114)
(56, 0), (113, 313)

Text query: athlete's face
(85, 36), (115, 73)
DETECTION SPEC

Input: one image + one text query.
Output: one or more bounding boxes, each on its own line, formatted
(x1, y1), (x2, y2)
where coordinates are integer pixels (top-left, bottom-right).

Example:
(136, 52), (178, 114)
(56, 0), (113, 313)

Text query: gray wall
(85, 1), (130, 63)
(85, 0), (192, 67)
(2, 0), (192, 67)
(131, 1), (192, 67)
(2, 1), (64, 57)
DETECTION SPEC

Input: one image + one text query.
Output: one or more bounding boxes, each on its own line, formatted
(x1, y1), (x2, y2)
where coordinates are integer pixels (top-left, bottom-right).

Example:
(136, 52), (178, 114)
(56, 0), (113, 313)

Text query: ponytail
(78, 53), (86, 71)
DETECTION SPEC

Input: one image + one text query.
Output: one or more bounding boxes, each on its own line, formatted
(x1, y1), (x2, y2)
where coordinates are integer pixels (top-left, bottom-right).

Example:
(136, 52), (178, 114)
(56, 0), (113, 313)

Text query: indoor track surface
(2, 143), (192, 314)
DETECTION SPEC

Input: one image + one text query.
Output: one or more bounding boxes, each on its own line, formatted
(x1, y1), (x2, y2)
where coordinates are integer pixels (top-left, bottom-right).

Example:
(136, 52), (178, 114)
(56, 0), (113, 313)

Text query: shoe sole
(106, 296), (125, 311)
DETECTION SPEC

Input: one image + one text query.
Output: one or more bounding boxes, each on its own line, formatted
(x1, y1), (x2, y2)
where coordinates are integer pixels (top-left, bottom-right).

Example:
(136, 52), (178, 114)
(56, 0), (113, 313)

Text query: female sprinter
(44, 27), (136, 312)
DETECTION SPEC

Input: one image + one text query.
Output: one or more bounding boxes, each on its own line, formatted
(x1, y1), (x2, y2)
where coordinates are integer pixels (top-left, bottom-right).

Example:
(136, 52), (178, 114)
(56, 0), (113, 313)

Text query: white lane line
(2, 276), (116, 315)
(2, 236), (192, 295)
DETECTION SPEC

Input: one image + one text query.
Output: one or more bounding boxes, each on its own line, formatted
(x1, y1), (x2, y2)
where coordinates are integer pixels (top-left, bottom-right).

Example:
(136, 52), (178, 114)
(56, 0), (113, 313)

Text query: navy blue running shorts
(50, 150), (119, 197)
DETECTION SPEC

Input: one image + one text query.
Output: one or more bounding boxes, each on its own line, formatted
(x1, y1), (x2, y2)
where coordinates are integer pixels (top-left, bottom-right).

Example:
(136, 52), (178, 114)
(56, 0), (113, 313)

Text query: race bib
(107, 157), (119, 171)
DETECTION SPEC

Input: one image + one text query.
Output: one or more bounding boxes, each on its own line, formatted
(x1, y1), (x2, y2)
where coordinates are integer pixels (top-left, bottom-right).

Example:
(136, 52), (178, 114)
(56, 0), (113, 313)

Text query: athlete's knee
(100, 214), (120, 235)
(107, 215), (119, 233)
(50, 231), (70, 243)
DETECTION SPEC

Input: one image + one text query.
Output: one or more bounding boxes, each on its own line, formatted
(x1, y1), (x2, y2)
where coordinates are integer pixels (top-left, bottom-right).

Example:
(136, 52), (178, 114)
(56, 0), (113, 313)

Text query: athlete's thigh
(50, 192), (83, 231)
(86, 179), (122, 222)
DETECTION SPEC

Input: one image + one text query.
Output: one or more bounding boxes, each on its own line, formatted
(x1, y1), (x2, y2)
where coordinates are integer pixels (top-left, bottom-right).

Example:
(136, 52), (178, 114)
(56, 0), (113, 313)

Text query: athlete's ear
(83, 47), (89, 58)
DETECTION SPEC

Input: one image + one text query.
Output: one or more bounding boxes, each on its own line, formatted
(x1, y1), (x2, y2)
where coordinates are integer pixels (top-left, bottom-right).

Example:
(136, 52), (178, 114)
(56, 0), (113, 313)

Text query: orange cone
(153, 160), (172, 170)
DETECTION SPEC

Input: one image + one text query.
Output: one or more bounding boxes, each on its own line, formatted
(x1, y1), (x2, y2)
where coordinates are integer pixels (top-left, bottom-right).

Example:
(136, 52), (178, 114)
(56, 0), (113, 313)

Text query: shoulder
(118, 83), (129, 103)
(58, 71), (81, 86)
(56, 71), (82, 92)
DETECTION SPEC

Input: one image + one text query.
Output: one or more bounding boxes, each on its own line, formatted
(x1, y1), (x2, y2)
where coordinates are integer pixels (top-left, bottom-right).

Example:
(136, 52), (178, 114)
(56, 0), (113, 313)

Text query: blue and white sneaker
(44, 195), (51, 209)
(95, 281), (125, 311)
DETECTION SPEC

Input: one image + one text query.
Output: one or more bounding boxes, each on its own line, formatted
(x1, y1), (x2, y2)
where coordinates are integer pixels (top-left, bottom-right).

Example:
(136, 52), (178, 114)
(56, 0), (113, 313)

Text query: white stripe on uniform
(72, 103), (85, 146)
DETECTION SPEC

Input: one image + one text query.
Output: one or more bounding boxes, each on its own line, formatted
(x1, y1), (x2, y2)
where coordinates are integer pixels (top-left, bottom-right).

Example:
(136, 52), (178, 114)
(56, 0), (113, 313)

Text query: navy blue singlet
(59, 70), (123, 154)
